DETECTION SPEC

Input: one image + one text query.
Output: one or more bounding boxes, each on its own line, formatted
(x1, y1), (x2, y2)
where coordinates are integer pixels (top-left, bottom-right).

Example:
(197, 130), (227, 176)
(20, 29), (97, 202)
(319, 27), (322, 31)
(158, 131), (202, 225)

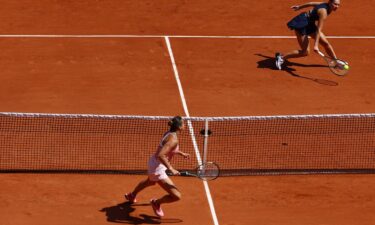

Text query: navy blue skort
(287, 12), (317, 36)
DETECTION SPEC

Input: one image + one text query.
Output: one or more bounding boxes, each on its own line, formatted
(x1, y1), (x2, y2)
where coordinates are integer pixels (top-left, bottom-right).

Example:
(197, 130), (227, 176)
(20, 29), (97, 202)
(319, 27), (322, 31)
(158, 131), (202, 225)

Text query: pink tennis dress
(148, 132), (179, 181)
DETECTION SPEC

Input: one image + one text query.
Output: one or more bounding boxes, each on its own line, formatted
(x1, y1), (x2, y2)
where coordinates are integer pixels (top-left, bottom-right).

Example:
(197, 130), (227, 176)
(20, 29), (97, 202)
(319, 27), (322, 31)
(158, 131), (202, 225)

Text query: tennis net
(1, 112), (375, 175)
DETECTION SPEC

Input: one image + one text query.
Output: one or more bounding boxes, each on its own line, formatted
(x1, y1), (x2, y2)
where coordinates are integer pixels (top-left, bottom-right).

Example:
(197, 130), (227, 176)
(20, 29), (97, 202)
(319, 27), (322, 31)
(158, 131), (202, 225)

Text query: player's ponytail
(168, 116), (183, 131)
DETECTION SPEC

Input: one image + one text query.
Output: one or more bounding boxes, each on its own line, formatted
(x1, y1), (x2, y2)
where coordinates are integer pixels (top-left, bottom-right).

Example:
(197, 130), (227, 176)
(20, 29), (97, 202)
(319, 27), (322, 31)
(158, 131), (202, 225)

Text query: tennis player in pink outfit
(125, 116), (190, 217)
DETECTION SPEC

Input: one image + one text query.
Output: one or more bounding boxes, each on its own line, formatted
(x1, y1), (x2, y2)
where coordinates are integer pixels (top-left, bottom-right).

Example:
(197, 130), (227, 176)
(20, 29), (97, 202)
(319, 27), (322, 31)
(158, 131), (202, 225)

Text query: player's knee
(171, 191), (182, 201)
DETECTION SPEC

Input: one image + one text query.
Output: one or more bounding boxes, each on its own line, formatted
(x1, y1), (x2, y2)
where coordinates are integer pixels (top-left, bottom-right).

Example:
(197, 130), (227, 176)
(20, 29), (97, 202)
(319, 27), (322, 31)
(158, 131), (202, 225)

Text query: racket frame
(317, 50), (349, 76)
(180, 162), (220, 181)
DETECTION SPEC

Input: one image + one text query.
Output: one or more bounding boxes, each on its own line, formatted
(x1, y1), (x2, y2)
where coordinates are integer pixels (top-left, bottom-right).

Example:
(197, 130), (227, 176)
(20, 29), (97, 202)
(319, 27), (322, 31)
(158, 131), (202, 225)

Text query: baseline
(0, 35), (375, 39)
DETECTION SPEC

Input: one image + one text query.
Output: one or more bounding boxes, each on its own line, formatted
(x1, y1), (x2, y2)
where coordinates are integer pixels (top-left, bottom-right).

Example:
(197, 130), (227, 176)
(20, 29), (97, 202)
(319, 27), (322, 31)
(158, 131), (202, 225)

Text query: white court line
(164, 36), (220, 225)
(0, 34), (375, 39)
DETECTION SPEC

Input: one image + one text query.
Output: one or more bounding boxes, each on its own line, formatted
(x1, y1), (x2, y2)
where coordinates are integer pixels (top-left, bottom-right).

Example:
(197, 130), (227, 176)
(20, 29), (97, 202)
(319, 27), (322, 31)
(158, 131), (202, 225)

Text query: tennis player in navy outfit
(275, 0), (341, 70)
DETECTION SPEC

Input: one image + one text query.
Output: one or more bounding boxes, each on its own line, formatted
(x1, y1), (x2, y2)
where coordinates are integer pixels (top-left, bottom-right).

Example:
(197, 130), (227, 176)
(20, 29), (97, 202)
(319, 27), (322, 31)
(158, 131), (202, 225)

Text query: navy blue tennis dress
(287, 3), (332, 35)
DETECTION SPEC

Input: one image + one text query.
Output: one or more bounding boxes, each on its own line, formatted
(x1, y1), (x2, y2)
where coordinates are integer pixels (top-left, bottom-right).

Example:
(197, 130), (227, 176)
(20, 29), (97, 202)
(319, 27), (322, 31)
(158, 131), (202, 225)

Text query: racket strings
(197, 163), (220, 179)
(328, 59), (349, 76)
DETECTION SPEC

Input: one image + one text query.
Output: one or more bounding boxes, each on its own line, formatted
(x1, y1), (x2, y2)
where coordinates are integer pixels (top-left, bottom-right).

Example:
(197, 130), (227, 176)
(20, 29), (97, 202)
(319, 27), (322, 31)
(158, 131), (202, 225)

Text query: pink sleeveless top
(154, 131), (179, 161)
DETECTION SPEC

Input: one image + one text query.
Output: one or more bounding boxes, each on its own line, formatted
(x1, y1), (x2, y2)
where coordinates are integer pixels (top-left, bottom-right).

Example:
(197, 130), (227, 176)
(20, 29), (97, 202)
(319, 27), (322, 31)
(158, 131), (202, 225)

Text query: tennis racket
(170, 162), (220, 181)
(317, 50), (349, 76)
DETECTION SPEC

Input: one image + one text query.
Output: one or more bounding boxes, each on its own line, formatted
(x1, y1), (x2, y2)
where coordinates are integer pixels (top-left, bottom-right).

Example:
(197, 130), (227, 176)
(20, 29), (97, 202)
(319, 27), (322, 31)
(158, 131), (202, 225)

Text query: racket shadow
(100, 201), (183, 224)
(255, 54), (338, 86)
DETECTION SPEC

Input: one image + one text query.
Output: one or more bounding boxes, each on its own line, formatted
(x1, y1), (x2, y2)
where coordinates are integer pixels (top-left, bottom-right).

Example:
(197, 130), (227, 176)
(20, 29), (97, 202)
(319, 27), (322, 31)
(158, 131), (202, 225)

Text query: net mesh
(1, 112), (375, 175)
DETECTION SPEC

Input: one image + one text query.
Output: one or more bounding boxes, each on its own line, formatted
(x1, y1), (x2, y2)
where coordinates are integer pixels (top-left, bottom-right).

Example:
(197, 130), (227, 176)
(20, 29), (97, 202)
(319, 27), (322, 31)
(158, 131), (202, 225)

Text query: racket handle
(167, 171), (188, 176)
(317, 50), (325, 57)
(180, 171), (190, 176)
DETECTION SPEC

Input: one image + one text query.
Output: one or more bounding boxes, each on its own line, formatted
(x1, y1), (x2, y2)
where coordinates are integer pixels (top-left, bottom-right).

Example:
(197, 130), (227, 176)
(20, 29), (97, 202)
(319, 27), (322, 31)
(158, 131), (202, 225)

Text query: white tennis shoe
(275, 53), (284, 70)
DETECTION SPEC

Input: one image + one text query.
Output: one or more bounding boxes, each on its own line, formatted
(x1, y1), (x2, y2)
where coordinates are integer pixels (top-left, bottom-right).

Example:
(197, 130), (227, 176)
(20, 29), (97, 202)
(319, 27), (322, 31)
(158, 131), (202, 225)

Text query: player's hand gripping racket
(317, 50), (349, 76)
(170, 162), (220, 181)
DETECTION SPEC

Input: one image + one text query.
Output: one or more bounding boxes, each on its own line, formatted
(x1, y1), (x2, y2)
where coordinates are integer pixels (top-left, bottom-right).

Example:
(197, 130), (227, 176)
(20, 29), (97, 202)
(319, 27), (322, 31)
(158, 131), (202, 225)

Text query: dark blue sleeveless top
(287, 3), (332, 35)
(308, 3), (332, 21)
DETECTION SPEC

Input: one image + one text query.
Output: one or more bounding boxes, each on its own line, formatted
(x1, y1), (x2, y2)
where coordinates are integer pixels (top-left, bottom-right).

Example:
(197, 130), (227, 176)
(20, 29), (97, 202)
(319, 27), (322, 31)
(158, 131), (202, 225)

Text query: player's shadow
(255, 54), (338, 86)
(100, 201), (183, 224)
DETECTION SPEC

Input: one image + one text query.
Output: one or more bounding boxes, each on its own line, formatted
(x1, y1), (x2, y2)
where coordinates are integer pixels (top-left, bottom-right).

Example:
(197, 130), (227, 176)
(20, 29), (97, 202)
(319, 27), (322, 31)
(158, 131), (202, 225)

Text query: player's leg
(157, 177), (182, 203)
(150, 177), (181, 217)
(275, 30), (310, 70)
(133, 177), (156, 195)
(284, 30), (310, 59)
(125, 177), (156, 203)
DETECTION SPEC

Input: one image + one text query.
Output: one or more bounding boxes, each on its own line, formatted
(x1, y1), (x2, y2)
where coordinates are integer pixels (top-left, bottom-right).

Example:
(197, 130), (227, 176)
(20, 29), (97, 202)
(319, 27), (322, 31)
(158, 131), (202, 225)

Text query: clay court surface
(1, 1), (375, 225)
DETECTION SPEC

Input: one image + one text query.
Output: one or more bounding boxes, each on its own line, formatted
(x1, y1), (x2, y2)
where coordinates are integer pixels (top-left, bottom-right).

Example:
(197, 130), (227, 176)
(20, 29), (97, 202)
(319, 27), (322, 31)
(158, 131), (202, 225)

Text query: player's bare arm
(176, 151), (190, 159)
(313, 8), (327, 52)
(291, 2), (323, 11)
(157, 136), (179, 175)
